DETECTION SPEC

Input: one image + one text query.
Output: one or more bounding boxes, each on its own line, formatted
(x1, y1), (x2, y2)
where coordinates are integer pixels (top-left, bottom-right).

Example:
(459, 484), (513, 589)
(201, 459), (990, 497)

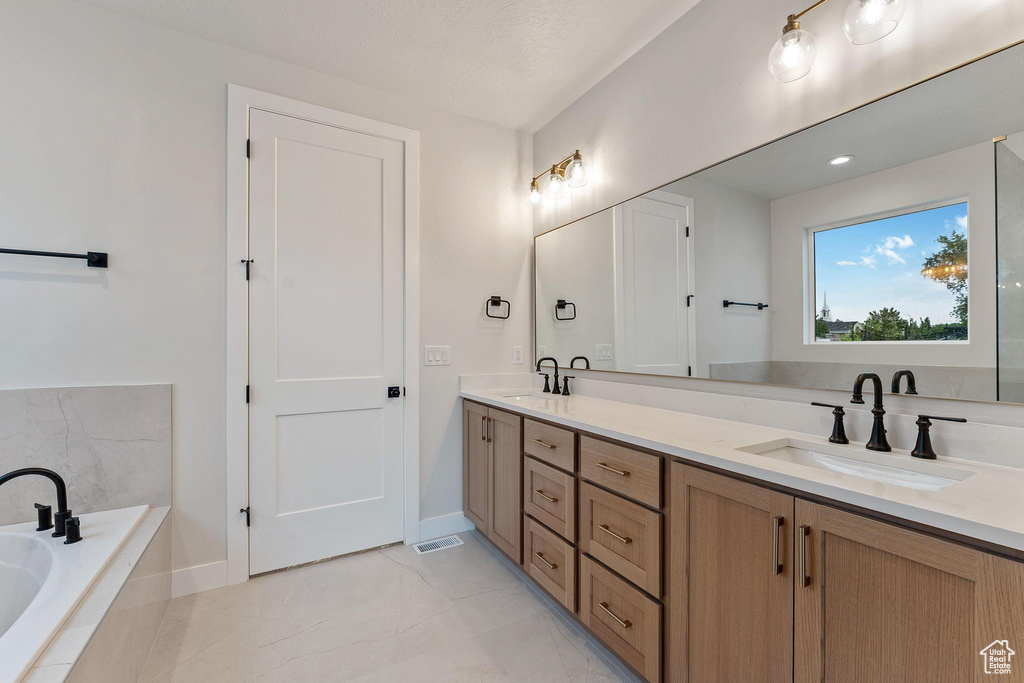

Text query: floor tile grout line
(466, 530), (641, 683)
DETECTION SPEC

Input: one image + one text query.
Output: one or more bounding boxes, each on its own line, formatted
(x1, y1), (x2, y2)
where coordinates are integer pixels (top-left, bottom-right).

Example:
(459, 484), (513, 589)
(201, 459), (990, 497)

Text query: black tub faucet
(891, 369), (919, 395)
(536, 357), (560, 394)
(851, 373), (891, 452)
(0, 467), (79, 541)
(570, 356), (591, 370)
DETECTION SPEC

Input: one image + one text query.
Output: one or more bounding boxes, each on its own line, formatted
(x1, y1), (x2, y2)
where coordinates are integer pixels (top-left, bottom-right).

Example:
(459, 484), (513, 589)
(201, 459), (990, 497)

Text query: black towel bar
(723, 300), (768, 310)
(0, 248), (108, 268)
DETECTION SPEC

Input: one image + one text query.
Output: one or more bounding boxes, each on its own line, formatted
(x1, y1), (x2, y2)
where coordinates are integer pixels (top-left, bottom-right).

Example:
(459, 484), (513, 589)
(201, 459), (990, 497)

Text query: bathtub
(0, 505), (147, 681)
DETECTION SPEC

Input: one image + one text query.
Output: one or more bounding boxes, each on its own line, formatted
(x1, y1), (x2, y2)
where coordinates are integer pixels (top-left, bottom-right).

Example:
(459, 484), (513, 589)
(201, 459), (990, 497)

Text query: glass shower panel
(996, 136), (1024, 402)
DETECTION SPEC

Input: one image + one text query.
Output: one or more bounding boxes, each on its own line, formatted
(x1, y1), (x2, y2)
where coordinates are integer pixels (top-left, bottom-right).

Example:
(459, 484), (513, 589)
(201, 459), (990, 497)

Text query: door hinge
(688, 366), (692, 377)
(245, 384), (250, 403)
(246, 139), (250, 158)
(240, 506), (250, 527)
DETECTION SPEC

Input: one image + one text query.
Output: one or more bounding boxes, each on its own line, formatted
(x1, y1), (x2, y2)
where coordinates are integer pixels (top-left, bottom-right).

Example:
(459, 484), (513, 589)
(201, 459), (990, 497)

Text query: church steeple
(820, 291), (832, 322)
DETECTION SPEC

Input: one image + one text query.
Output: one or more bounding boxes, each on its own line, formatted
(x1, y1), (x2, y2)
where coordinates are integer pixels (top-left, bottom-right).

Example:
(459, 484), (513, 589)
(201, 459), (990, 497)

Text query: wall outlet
(538, 345), (547, 357)
(513, 346), (523, 365)
(424, 345), (451, 366)
(595, 344), (613, 361)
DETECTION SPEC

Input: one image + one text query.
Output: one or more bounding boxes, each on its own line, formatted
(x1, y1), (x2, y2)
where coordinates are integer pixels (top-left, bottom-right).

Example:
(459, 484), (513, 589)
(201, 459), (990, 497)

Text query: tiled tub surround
(0, 385), (172, 526)
(460, 377), (1024, 553)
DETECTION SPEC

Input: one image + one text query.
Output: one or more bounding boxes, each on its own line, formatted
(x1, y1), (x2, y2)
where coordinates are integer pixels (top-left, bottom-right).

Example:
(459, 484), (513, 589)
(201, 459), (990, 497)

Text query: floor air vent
(413, 535), (464, 555)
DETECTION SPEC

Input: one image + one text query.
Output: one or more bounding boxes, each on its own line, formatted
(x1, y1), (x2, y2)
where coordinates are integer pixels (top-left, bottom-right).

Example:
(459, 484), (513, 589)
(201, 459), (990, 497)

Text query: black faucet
(536, 357), (560, 394)
(851, 373), (891, 452)
(570, 356), (591, 370)
(891, 369), (919, 395)
(562, 375), (575, 396)
(811, 402), (849, 444)
(0, 468), (80, 541)
(911, 414), (967, 459)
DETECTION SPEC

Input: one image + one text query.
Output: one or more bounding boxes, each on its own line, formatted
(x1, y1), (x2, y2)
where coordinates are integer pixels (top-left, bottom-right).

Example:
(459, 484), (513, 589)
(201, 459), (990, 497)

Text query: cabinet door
(487, 407), (522, 563)
(669, 464), (794, 683)
(795, 500), (1024, 683)
(462, 401), (489, 531)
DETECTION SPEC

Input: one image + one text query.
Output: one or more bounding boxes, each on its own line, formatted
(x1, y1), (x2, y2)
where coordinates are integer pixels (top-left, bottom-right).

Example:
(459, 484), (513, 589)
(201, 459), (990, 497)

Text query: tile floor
(139, 533), (628, 682)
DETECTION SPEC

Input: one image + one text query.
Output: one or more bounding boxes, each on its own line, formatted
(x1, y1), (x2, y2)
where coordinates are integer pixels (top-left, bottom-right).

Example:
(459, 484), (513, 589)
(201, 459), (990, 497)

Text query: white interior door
(615, 193), (694, 376)
(247, 108), (405, 575)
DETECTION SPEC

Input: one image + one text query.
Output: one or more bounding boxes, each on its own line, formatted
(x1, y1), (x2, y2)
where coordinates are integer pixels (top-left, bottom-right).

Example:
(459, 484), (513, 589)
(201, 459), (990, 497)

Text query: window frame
(805, 197), (971, 346)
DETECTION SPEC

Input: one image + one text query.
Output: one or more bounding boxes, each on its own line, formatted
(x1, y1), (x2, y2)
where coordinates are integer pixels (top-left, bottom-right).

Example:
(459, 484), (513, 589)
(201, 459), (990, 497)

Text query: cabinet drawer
(580, 482), (661, 596)
(523, 517), (576, 613)
(524, 418), (575, 472)
(524, 456), (576, 542)
(580, 436), (661, 508)
(580, 555), (661, 682)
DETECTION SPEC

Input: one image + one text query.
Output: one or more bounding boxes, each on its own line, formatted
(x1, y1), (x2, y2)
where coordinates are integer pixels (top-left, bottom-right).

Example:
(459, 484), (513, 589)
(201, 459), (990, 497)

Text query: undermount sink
(501, 390), (547, 401)
(737, 438), (975, 492)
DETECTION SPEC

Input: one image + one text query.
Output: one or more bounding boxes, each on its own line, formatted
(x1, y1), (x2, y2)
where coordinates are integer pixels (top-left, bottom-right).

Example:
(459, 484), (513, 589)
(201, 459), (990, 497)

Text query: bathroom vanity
(461, 389), (1024, 683)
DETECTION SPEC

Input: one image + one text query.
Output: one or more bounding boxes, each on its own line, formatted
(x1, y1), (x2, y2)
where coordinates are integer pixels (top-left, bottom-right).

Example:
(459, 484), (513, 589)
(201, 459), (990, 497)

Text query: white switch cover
(538, 345), (547, 357)
(513, 346), (523, 365)
(595, 344), (613, 361)
(424, 345), (451, 366)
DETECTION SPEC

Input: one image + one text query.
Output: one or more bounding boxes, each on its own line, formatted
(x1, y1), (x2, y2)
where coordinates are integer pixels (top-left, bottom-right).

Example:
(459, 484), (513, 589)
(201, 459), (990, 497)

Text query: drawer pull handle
(533, 439), (556, 450)
(534, 489), (558, 504)
(772, 516), (784, 576)
(598, 524), (632, 544)
(595, 462), (630, 477)
(534, 552), (557, 570)
(598, 601), (632, 629)
(480, 415), (486, 442)
(799, 524), (811, 588)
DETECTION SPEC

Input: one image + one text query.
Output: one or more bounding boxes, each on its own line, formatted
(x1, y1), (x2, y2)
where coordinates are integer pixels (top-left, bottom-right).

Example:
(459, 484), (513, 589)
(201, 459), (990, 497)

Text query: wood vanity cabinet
(463, 401), (522, 563)
(668, 461), (1024, 683)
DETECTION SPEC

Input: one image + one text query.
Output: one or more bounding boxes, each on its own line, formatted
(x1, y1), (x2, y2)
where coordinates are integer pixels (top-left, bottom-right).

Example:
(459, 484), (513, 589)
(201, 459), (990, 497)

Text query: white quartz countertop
(461, 387), (1024, 553)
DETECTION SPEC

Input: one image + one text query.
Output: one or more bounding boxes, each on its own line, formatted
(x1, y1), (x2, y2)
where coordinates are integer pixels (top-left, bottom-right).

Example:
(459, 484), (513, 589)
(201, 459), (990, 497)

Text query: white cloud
(955, 214), (968, 230)
(836, 260), (858, 266)
(883, 234), (914, 249)
(876, 246), (907, 265)
(860, 255), (877, 268)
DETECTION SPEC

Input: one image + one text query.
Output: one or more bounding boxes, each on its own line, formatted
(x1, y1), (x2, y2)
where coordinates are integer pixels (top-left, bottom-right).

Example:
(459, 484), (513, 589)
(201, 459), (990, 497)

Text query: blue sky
(814, 202), (967, 324)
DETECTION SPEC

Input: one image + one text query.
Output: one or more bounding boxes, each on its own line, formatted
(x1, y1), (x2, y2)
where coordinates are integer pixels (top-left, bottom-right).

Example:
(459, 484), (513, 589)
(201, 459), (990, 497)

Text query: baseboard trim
(171, 560), (228, 598)
(415, 512), (475, 542)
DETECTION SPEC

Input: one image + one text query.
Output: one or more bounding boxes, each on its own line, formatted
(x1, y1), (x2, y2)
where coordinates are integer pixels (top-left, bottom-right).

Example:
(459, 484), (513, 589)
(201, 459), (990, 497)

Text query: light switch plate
(595, 344), (613, 361)
(424, 345), (451, 366)
(537, 345), (547, 357)
(513, 346), (523, 365)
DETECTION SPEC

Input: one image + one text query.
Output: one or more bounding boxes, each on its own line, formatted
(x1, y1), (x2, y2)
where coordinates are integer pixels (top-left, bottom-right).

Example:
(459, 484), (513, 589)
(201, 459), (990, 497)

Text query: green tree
(815, 316), (829, 340)
(860, 307), (909, 341)
(922, 230), (968, 325)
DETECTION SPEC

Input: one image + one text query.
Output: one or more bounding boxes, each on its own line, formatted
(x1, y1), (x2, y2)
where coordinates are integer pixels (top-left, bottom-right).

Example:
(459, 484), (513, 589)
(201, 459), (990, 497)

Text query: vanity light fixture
(769, 0), (907, 83)
(530, 150), (587, 204)
(828, 154), (854, 165)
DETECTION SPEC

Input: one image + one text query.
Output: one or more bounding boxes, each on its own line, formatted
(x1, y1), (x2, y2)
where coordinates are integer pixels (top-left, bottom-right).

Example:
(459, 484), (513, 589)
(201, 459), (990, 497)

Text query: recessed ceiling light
(828, 155), (854, 166)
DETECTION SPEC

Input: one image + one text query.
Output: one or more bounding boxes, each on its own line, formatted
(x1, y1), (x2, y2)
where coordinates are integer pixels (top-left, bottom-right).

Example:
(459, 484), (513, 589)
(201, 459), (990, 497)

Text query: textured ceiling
(70, 0), (701, 131)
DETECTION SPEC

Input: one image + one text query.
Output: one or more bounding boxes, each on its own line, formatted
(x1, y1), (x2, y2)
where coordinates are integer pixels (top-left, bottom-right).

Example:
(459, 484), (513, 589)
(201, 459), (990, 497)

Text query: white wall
(661, 177), (772, 377)
(0, 1), (533, 575)
(533, 0), (1024, 235)
(770, 141), (995, 368)
(535, 211), (616, 371)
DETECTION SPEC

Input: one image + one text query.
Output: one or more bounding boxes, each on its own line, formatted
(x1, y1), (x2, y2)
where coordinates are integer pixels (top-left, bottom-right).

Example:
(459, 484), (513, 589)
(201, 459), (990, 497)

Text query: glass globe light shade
(768, 26), (817, 83)
(843, 0), (905, 44)
(566, 156), (588, 188)
(529, 182), (542, 204)
(544, 169), (565, 200)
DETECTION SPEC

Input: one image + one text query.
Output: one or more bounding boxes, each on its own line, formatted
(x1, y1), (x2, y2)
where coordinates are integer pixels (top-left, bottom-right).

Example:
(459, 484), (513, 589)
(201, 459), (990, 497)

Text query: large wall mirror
(536, 42), (1024, 403)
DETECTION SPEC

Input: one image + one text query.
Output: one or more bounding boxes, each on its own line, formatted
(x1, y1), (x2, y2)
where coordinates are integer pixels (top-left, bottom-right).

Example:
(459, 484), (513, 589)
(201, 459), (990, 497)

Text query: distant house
(817, 292), (860, 341)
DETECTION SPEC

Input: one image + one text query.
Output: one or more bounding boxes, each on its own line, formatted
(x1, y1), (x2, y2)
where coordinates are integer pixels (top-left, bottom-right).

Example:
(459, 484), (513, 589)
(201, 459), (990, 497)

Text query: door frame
(225, 84), (421, 586)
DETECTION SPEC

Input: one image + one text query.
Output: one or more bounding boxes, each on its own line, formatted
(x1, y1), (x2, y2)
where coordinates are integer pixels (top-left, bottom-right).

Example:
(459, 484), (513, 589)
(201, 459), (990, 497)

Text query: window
(812, 201), (968, 342)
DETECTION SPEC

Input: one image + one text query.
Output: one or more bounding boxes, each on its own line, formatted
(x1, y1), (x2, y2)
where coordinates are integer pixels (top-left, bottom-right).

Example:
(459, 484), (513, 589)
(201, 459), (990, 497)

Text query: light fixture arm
(785, 0), (830, 30)
(532, 150), (581, 184)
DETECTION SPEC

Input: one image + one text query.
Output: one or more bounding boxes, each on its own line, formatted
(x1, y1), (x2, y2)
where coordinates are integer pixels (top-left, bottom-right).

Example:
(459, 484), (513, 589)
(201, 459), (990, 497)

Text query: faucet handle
(34, 503), (53, 532)
(539, 373), (551, 393)
(64, 516), (82, 545)
(911, 415), (966, 459)
(810, 402), (849, 444)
